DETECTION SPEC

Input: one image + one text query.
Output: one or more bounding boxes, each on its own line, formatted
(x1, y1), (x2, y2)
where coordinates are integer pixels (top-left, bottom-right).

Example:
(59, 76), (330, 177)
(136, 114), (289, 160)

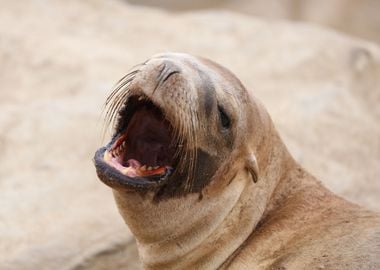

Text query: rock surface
(0, 0), (379, 269)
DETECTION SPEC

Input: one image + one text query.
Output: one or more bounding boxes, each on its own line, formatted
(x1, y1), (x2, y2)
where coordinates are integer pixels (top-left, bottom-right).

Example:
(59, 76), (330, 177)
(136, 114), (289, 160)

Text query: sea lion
(94, 53), (380, 269)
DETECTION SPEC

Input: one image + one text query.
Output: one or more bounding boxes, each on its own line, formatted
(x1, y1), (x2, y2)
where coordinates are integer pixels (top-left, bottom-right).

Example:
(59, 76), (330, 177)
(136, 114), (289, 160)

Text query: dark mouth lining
(102, 95), (177, 183)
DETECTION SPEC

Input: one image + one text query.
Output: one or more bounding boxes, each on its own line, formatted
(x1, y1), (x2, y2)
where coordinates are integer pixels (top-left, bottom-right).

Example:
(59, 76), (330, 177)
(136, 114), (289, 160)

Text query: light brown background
(1, 0), (379, 269)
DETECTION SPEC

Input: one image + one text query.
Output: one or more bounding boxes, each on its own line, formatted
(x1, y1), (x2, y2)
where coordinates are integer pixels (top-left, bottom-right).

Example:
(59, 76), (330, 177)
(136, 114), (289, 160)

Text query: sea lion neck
(111, 118), (297, 270)
(112, 169), (261, 269)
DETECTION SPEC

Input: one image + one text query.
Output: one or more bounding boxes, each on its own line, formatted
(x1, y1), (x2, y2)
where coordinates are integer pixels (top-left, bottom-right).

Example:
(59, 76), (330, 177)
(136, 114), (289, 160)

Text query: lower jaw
(103, 150), (168, 178)
(94, 147), (170, 191)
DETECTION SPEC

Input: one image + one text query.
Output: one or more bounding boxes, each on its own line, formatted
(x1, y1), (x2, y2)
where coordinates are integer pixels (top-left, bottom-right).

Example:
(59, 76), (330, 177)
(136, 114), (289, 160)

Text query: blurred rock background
(128, 0), (380, 46)
(0, 0), (379, 269)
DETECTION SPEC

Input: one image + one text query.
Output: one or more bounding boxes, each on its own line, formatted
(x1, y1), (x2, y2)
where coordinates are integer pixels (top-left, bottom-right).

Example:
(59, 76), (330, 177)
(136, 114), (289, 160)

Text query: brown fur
(96, 53), (380, 269)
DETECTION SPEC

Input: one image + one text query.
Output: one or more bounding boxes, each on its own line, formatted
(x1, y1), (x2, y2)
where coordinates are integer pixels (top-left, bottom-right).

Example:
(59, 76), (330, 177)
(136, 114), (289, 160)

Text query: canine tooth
(138, 96), (144, 101)
(121, 167), (131, 175)
(153, 166), (159, 169)
(147, 166), (153, 171)
(104, 151), (112, 161)
(140, 165), (147, 171)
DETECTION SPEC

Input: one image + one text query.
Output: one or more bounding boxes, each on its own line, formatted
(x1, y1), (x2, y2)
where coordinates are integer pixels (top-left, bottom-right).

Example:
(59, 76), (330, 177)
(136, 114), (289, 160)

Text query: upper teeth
(122, 141), (126, 148)
(112, 140), (126, 157)
(138, 165), (159, 171)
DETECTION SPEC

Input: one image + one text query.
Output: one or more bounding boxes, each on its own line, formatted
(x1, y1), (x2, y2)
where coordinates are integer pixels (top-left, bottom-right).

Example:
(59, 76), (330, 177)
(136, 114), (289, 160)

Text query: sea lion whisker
(103, 70), (143, 131)
(102, 71), (139, 135)
(183, 109), (199, 192)
(106, 70), (138, 104)
(104, 94), (128, 133)
(105, 80), (132, 111)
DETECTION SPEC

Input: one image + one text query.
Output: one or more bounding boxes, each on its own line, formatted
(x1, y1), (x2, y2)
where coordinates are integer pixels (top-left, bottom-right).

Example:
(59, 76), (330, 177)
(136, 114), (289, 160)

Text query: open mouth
(94, 95), (177, 189)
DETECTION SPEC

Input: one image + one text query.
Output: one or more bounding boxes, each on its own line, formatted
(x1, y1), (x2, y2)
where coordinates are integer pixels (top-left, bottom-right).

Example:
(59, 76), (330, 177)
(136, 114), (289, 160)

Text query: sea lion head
(94, 52), (267, 199)
(93, 53), (289, 268)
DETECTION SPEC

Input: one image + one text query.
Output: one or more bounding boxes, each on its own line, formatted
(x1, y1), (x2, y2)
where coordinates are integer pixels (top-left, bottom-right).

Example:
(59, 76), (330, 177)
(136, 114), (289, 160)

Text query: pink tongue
(122, 159), (141, 178)
(127, 159), (141, 169)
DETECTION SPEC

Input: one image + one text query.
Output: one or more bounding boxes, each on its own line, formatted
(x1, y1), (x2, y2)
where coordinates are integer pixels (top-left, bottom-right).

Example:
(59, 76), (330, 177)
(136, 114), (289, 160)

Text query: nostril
(154, 62), (181, 94)
(162, 70), (180, 83)
(159, 61), (181, 83)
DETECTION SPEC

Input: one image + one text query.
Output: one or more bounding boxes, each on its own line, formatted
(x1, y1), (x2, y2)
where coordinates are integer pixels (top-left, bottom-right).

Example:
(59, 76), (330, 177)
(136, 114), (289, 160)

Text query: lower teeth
(105, 150), (167, 177)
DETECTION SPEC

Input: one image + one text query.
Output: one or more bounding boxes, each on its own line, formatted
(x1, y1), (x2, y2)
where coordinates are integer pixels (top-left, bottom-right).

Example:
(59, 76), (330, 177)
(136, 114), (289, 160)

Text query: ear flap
(246, 153), (259, 183)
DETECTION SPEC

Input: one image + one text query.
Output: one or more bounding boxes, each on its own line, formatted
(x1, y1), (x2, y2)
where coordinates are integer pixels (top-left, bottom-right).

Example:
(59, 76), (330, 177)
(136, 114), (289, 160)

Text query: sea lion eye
(218, 105), (231, 129)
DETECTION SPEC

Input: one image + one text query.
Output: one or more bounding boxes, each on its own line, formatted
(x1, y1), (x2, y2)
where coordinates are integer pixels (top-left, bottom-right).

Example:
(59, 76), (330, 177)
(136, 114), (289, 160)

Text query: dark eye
(218, 105), (231, 129)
